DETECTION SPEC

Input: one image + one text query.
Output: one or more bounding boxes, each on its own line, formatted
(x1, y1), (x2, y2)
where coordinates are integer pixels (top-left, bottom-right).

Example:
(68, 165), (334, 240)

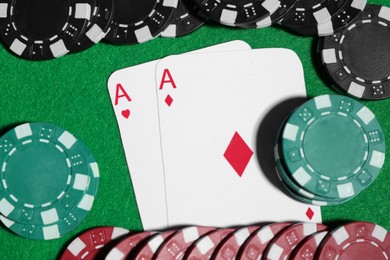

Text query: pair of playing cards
(107, 41), (322, 231)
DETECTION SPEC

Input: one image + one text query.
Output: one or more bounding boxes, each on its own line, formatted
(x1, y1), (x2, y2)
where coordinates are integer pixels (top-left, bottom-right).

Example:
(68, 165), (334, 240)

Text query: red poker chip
(264, 223), (328, 260)
(290, 231), (328, 260)
(183, 228), (236, 260)
(317, 222), (390, 260)
(212, 226), (261, 259)
(134, 230), (177, 260)
(105, 231), (156, 259)
(154, 226), (216, 260)
(60, 226), (130, 260)
(237, 222), (292, 260)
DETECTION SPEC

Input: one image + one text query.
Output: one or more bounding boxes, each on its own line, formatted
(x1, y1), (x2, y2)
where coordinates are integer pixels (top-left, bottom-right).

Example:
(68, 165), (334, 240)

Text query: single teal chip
(0, 210), (85, 240)
(0, 123), (99, 230)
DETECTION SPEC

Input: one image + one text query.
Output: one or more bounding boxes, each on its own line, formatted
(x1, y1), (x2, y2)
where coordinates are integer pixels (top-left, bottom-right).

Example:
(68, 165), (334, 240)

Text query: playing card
(107, 40), (252, 230)
(155, 48), (322, 227)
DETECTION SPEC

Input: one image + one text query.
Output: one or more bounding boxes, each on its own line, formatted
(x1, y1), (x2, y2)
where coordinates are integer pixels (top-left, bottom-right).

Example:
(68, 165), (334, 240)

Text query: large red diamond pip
(223, 132), (253, 177)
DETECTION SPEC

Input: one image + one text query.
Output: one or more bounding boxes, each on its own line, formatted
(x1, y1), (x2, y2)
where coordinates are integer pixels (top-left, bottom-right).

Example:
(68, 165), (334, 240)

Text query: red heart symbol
(122, 109), (130, 119)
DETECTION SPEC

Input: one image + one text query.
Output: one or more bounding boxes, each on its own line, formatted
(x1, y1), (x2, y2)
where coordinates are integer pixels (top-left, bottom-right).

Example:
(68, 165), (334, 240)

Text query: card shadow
(255, 97), (307, 199)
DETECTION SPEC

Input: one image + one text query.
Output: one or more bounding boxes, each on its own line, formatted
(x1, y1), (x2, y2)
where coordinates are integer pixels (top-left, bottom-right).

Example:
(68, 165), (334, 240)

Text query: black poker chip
(104, 0), (178, 44)
(320, 4), (390, 100)
(160, 0), (206, 38)
(280, 0), (343, 29)
(280, 0), (366, 36)
(315, 0), (366, 36)
(240, 0), (298, 28)
(0, 0), (91, 60)
(70, 0), (115, 53)
(193, 0), (280, 27)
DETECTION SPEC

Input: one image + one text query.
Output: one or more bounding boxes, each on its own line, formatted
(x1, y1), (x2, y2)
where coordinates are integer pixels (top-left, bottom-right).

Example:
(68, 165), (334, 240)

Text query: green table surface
(1, 0), (390, 258)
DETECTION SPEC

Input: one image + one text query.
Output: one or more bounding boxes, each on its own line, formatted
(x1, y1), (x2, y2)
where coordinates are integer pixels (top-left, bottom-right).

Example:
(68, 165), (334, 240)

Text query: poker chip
(275, 166), (351, 206)
(0, 209), (91, 240)
(193, 0), (281, 27)
(237, 223), (291, 260)
(317, 222), (390, 260)
(274, 142), (352, 206)
(0, 0), (374, 60)
(55, 222), (389, 260)
(183, 228), (235, 259)
(0, 0), (91, 60)
(312, 1), (366, 36)
(321, 4), (390, 100)
(274, 112), (350, 206)
(0, 123), (99, 227)
(263, 223), (328, 260)
(280, 95), (386, 200)
(60, 226), (130, 259)
(134, 230), (177, 260)
(280, 0), (366, 36)
(290, 230), (328, 260)
(70, 0), (115, 53)
(242, 0), (298, 28)
(160, 0), (206, 38)
(279, 0), (343, 30)
(154, 226), (216, 259)
(105, 231), (156, 260)
(104, 0), (178, 44)
(212, 226), (261, 259)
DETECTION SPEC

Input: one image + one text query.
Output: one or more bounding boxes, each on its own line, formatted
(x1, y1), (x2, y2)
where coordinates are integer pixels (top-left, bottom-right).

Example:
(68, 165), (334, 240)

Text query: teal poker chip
(0, 123), (99, 227)
(0, 181), (97, 240)
(280, 95), (386, 200)
(274, 125), (351, 206)
(273, 113), (348, 205)
(272, 108), (340, 205)
(275, 145), (352, 206)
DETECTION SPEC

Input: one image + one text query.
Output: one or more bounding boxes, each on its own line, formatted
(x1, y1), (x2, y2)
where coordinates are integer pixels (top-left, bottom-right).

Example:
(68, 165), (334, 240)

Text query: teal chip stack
(274, 95), (386, 206)
(0, 122), (99, 240)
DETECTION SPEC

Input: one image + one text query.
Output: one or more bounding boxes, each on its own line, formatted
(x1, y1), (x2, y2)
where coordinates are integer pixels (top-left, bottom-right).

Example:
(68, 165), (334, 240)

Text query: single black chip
(104, 0), (178, 44)
(193, 0), (280, 27)
(0, 0), (91, 60)
(160, 0), (206, 38)
(240, 0), (298, 28)
(70, 0), (115, 53)
(280, 0), (341, 28)
(280, 0), (366, 36)
(321, 4), (390, 99)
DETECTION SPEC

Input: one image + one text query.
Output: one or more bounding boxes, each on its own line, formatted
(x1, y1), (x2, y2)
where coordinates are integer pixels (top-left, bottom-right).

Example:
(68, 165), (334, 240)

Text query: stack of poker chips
(60, 221), (390, 259)
(0, 0), (371, 60)
(0, 0), (204, 60)
(1, 0), (389, 101)
(274, 95), (386, 206)
(0, 123), (99, 240)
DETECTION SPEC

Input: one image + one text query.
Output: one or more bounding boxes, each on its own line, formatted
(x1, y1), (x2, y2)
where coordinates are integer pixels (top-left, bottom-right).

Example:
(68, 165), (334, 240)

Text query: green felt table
(0, 0), (389, 258)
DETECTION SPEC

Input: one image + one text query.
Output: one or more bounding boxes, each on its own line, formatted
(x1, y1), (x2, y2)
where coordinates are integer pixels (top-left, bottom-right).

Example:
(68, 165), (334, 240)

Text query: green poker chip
(275, 143), (352, 206)
(0, 123), (99, 230)
(280, 95), (386, 200)
(274, 121), (350, 206)
(276, 163), (348, 206)
(0, 180), (97, 240)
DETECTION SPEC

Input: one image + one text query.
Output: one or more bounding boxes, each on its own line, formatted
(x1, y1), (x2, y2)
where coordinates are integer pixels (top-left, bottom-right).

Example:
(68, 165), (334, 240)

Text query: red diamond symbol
(306, 207), (314, 220)
(165, 94), (173, 107)
(223, 132), (253, 177)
